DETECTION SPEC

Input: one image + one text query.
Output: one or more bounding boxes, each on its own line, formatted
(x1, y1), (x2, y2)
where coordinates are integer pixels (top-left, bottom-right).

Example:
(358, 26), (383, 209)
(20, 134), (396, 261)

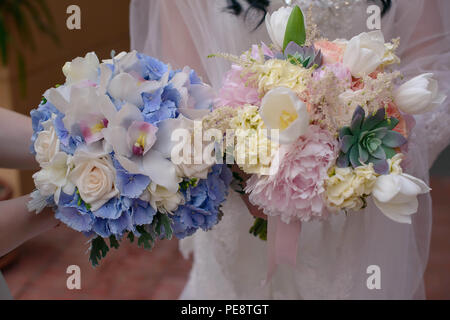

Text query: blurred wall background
(0, 0), (131, 197)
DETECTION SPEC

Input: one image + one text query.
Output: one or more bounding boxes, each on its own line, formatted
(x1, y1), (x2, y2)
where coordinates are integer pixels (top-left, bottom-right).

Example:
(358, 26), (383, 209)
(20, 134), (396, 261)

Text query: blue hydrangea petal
(55, 207), (94, 232)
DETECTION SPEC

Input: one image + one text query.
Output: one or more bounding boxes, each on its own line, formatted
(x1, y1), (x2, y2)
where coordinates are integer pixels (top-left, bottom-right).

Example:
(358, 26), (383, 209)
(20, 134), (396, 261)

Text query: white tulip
(62, 52), (100, 85)
(343, 30), (386, 78)
(259, 87), (309, 144)
(265, 6), (293, 51)
(372, 173), (430, 224)
(394, 73), (446, 114)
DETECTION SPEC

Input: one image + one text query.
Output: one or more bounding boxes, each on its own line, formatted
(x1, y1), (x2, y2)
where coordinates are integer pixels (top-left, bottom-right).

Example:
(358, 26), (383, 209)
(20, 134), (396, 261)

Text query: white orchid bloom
(47, 86), (116, 144)
(265, 6), (293, 51)
(259, 87), (309, 144)
(394, 73), (446, 114)
(63, 52), (100, 85)
(102, 103), (181, 193)
(372, 173), (430, 224)
(343, 30), (386, 78)
(108, 72), (165, 107)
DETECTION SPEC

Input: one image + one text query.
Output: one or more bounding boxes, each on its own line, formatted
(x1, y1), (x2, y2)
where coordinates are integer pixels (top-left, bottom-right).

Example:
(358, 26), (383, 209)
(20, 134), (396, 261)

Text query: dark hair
(226, 0), (392, 28)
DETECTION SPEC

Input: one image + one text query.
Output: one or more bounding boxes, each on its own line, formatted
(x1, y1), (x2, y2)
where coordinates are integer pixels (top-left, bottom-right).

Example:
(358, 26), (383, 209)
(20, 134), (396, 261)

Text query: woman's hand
(0, 194), (58, 257)
(0, 108), (39, 170)
(231, 165), (267, 220)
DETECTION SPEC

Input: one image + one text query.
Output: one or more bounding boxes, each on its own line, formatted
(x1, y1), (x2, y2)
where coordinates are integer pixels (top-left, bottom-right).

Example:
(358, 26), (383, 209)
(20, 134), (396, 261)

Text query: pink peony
(245, 125), (338, 223)
(216, 64), (261, 108)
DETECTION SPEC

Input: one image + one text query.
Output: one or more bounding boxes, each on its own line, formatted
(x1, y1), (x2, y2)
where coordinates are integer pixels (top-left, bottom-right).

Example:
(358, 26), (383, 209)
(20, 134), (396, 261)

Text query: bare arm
(0, 195), (57, 257)
(0, 107), (38, 170)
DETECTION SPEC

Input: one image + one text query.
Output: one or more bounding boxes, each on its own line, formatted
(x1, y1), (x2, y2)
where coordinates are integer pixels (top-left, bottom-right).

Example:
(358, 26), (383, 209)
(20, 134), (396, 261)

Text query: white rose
(69, 149), (118, 211)
(34, 119), (60, 167)
(372, 173), (430, 224)
(394, 73), (446, 114)
(148, 182), (184, 213)
(343, 30), (386, 78)
(265, 6), (293, 50)
(63, 52), (100, 85)
(33, 152), (74, 204)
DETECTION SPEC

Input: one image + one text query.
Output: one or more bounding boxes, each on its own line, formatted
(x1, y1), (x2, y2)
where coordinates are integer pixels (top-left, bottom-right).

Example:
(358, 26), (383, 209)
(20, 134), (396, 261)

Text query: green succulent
(336, 106), (407, 174)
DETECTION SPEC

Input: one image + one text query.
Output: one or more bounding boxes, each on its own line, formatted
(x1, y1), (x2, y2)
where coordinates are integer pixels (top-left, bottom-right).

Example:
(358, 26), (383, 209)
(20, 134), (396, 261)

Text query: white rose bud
(372, 173), (430, 224)
(34, 119), (60, 167)
(265, 6), (293, 51)
(394, 73), (446, 114)
(343, 30), (386, 78)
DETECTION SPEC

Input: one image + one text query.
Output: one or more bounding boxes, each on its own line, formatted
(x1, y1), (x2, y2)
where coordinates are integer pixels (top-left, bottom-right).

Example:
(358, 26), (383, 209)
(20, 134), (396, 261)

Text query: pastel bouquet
(28, 51), (231, 265)
(212, 6), (446, 276)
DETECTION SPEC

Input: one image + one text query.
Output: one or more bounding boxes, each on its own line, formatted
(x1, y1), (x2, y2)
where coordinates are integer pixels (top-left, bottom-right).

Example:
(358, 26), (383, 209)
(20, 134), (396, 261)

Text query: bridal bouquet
(212, 6), (445, 276)
(28, 51), (231, 265)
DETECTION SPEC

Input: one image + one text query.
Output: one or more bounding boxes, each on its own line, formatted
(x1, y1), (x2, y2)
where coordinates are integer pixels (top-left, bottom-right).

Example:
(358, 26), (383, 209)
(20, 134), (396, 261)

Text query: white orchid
(102, 102), (181, 193)
(259, 87), (309, 144)
(265, 6), (293, 51)
(343, 30), (386, 78)
(63, 52), (100, 85)
(372, 173), (430, 224)
(394, 73), (446, 114)
(47, 86), (116, 145)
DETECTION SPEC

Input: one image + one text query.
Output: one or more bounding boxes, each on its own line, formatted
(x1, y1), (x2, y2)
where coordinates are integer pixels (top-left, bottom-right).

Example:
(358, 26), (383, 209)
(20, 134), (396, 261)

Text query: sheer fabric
(130, 0), (450, 299)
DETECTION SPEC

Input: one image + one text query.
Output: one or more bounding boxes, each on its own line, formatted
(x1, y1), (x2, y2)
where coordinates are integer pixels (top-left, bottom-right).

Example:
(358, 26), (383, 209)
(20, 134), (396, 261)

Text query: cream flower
(34, 118), (60, 167)
(146, 182), (184, 213)
(230, 105), (279, 175)
(63, 52), (100, 85)
(325, 164), (377, 211)
(33, 151), (74, 205)
(252, 59), (312, 95)
(69, 147), (119, 211)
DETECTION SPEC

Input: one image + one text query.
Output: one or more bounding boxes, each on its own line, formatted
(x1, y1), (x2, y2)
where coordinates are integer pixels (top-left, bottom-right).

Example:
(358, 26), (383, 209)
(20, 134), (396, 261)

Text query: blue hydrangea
(113, 158), (150, 199)
(137, 53), (169, 81)
(171, 164), (232, 239)
(142, 84), (180, 125)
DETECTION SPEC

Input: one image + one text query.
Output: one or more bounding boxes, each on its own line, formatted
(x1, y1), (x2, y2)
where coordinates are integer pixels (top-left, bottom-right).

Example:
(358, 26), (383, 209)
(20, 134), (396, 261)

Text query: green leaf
(282, 6), (306, 51)
(249, 218), (267, 241)
(109, 235), (120, 249)
(382, 145), (396, 159)
(136, 225), (154, 250)
(159, 214), (173, 240)
(89, 237), (109, 267)
(127, 232), (135, 243)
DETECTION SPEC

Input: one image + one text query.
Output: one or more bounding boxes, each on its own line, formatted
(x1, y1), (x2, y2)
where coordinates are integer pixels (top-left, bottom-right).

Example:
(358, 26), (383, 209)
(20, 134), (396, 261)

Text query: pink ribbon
(266, 216), (302, 283)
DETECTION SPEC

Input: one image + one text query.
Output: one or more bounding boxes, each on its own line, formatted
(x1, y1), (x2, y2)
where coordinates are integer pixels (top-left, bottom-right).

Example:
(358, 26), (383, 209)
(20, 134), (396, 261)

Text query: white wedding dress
(130, 0), (450, 299)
